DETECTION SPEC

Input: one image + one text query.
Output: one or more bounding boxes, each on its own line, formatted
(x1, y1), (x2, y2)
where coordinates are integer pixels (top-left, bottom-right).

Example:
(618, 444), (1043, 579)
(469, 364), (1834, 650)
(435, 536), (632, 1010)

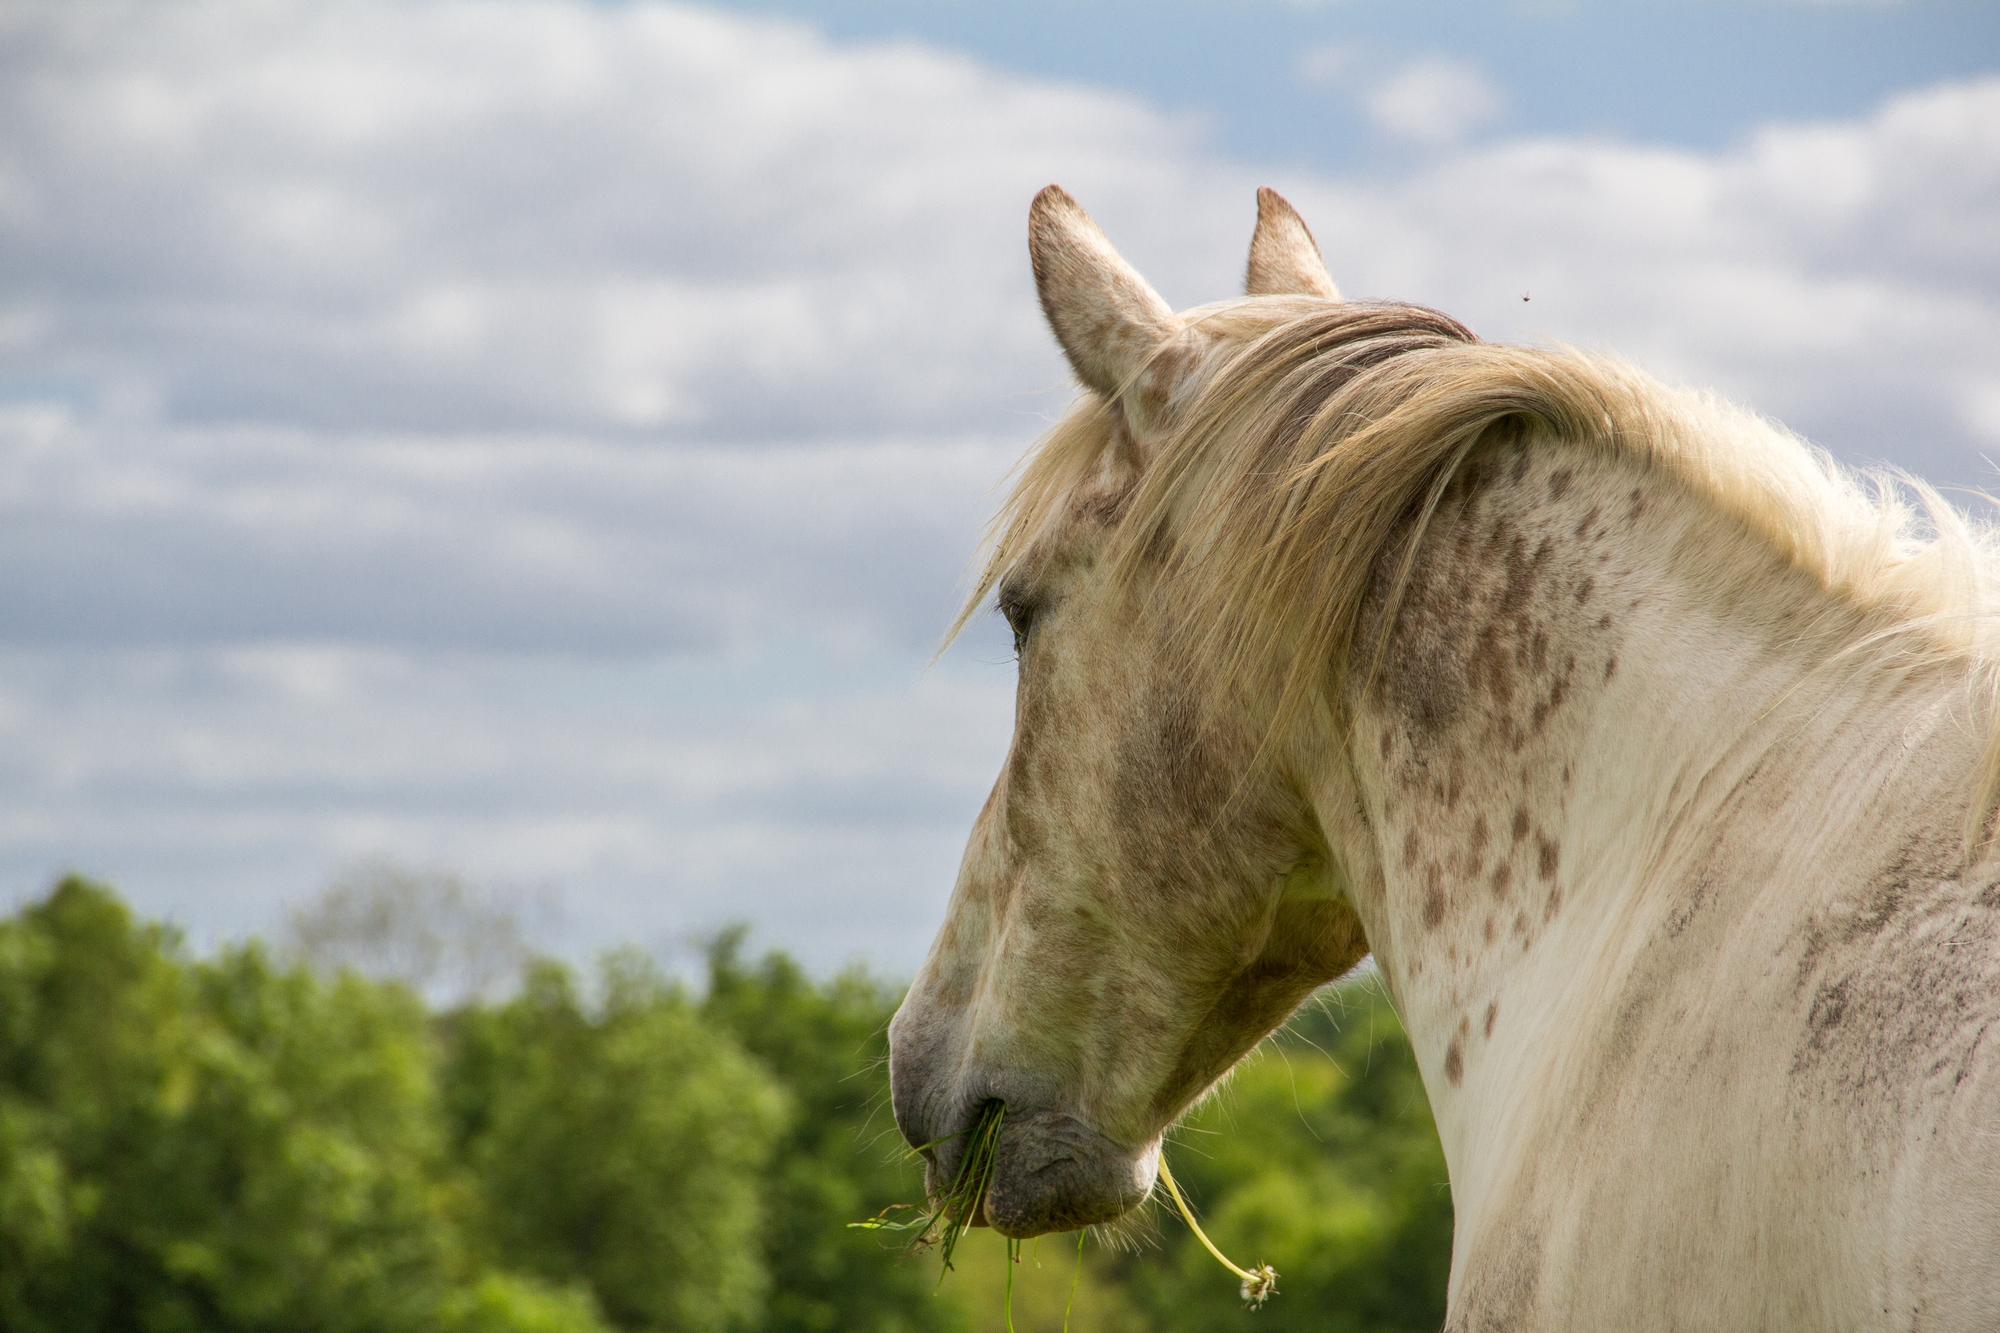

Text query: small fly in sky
(1521, 292), (1531, 302)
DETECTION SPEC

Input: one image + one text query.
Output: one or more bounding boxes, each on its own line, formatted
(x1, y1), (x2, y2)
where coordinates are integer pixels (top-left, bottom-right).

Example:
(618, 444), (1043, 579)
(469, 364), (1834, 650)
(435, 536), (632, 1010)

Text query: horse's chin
(932, 1110), (1159, 1239)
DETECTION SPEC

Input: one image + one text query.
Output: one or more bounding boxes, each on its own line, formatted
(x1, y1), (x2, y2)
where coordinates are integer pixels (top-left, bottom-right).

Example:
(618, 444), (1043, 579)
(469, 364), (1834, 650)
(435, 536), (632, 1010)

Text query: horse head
(887, 186), (1375, 1237)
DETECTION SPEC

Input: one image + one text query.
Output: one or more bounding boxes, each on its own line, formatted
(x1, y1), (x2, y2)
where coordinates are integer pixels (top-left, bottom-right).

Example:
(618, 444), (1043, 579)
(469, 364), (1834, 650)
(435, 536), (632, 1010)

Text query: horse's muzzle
(969, 1107), (1158, 1237)
(890, 1012), (1159, 1236)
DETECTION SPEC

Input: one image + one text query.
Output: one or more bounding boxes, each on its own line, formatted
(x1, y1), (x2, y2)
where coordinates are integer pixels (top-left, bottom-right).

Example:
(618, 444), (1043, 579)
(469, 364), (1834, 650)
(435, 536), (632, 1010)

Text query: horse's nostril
(885, 996), (973, 1161)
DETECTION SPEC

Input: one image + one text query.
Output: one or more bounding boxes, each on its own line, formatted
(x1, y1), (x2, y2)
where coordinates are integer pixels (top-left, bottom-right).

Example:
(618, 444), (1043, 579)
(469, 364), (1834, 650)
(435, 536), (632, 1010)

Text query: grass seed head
(1240, 1262), (1279, 1309)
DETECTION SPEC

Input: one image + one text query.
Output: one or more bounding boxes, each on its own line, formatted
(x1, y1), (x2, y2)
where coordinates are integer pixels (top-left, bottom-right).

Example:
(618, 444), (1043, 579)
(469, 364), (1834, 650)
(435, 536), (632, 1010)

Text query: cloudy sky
(2, 0), (1997, 975)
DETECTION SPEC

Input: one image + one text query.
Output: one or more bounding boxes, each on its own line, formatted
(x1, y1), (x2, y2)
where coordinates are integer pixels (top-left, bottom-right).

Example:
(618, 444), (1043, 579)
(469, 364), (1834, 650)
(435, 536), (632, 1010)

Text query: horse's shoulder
(1783, 822), (2000, 1110)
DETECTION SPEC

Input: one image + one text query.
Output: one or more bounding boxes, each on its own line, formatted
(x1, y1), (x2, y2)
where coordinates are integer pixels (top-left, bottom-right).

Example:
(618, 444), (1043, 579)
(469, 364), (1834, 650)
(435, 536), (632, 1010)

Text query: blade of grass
(1061, 1228), (1085, 1333)
(1004, 1236), (1020, 1333)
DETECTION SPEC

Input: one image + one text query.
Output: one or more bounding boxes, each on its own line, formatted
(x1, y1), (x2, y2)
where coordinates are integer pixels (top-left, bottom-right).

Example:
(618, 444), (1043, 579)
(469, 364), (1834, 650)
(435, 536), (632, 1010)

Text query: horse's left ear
(1245, 187), (1339, 299)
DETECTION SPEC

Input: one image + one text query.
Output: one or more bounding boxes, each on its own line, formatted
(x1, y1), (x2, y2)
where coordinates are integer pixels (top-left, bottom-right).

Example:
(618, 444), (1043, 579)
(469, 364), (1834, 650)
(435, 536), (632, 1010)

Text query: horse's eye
(998, 595), (1034, 657)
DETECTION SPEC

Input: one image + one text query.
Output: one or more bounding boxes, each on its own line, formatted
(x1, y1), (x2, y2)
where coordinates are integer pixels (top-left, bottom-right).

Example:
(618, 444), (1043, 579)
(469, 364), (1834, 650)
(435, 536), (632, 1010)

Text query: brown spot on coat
(1808, 977), (1848, 1033)
(1445, 1037), (1464, 1085)
(1484, 1001), (1499, 1038)
(1422, 863), (1447, 928)
(1537, 836), (1560, 881)
(1470, 625), (1515, 705)
(1511, 808), (1530, 842)
(1666, 880), (1708, 938)
(1496, 535), (1555, 618)
(1490, 861), (1514, 900)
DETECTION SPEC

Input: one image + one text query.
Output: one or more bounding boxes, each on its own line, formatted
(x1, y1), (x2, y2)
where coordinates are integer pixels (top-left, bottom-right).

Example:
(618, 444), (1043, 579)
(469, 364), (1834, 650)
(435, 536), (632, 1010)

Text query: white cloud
(0, 640), (1016, 969)
(1297, 45), (1507, 147)
(1, 1), (1997, 971)
(0, 405), (1017, 655)
(0, 0), (1219, 439)
(1296, 40), (1361, 88)
(1363, 56), (1508, 146)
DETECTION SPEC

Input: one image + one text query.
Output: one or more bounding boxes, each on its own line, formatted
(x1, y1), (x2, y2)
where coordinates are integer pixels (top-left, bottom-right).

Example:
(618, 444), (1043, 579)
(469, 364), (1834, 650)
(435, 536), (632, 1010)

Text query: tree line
(0, 876), (1449, 1332)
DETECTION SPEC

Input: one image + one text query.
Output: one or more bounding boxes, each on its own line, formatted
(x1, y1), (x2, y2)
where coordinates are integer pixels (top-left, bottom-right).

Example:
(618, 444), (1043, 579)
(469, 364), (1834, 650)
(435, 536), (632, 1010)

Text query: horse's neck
(1327, 440), (1982, 1204)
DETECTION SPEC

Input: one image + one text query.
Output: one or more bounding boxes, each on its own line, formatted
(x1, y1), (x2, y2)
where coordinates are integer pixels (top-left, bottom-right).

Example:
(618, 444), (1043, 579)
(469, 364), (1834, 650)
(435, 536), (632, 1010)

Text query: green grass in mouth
(849, 1098), (1005, 1280)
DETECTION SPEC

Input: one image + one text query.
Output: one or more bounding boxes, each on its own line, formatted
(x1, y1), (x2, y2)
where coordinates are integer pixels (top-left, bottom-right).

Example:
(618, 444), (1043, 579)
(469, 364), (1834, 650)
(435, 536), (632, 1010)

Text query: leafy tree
(0, 876), (611, 1333)
(699, 931), (963, 1333)
(0, 875), (191, 1327)
(438, 1273), (612, 1333)
(443, 951), (788, 1333)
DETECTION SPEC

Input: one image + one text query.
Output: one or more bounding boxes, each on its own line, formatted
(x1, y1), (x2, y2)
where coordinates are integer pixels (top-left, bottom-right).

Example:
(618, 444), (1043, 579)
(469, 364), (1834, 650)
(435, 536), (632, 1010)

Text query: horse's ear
(1029, 185), (1180, 398)
(1245, 187), (1339, 299)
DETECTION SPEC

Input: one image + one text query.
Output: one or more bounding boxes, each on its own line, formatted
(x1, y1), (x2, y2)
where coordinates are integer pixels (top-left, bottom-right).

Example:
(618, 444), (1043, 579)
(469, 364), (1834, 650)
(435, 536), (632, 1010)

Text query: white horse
(888, 185), (2000, 1329)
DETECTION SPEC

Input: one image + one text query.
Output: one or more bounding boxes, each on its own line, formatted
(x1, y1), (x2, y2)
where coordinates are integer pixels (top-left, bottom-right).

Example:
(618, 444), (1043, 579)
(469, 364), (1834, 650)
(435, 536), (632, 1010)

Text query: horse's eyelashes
(997, 595), (1036, 657)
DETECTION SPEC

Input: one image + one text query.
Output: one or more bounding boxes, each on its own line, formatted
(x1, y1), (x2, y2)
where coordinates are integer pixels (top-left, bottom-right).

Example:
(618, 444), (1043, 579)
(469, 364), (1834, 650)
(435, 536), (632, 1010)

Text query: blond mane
(958, 298), (2000, 849)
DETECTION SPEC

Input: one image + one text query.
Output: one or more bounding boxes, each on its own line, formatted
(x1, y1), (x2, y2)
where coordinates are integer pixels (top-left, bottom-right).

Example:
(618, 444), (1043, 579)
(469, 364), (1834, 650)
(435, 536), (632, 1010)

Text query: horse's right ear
(1245, 187), (1339, 299)
(1029, 185), (1180, 399)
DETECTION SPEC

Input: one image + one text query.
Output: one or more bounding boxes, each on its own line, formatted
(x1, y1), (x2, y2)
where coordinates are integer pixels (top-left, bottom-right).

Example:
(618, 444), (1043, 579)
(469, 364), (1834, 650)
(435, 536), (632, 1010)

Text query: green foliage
(0, 876), (493, 1333)
(437, 1273), (611, 1333)
(699, 930), (961, 1333)
(0, 880), (1453, 1333)
(443, 950), (788, 1333)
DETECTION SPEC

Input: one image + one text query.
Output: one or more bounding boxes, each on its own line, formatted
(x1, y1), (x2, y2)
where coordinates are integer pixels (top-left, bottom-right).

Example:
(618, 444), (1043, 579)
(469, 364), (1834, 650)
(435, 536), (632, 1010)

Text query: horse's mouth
(928, 1107), (1159, 1239)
